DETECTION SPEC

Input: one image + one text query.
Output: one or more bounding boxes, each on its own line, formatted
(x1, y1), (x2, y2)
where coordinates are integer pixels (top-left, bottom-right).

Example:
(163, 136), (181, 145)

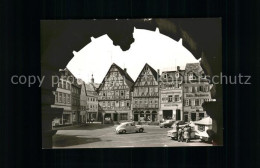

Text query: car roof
(120, 122), (133, 125)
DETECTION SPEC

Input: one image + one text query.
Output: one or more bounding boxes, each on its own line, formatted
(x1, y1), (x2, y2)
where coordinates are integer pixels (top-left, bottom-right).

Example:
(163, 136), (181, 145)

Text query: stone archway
(41, 19), (222, 148)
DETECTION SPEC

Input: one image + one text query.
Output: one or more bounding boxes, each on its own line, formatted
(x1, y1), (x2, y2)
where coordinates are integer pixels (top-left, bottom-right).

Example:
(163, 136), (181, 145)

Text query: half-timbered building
(97, 63), (134, 123)
(132, 63), (159, 122)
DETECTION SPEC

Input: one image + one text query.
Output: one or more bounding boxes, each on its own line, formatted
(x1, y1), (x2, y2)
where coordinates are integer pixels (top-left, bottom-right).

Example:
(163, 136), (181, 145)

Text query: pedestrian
(176, 123), (180, 137)
(178, 128), (182, 142)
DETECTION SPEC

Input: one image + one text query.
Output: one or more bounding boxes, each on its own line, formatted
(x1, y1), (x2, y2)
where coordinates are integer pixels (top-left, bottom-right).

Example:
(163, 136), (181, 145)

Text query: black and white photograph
(41, 18), (222, 149)
(3, 0), (260, 167)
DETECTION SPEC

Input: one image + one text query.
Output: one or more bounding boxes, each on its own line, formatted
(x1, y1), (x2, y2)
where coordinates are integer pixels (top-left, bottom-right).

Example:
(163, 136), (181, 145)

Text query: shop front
(102, 110), (131, 123)
(159, 103), (183, 121)
(132, 110), (158, 122)
(183, 106), (208, 122)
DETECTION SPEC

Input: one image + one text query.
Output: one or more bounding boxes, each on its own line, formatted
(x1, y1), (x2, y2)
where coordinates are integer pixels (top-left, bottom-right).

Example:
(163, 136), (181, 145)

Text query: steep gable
(133, 63), (159, 87)
(98, 63), (134, 92)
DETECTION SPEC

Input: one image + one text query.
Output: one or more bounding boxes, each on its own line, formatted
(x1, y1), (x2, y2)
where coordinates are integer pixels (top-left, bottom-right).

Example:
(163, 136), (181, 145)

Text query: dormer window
(201, 73), (206, 79)
(164, 74), (167, 79)
(175, 72), (179, 78)
(188, 73), (193, 80)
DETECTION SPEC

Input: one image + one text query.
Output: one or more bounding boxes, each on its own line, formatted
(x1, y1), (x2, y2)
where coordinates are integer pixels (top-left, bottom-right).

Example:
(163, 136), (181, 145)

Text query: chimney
(124, 68), (127, 72)
(177, 66), (180, 71)
(91, 74), (94, 83)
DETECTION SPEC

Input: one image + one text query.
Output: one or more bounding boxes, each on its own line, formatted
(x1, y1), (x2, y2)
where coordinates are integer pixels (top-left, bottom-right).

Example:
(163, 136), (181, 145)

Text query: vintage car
(115, 122), (144, 134)
(194, 117), (212, 142)
(167, 121), (196, 140)
(159, 120), (175, 128)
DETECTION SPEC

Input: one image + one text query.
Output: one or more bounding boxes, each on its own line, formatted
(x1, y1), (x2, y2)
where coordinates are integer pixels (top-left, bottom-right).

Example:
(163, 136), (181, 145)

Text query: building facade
(159, 66), (185, 121)
(85, 75), (99, 121)
(98, 63), (134, 123)
(51, 68), (78, 126)
(70, 74), (81, 124)
(132, 63), (159, 122)
(182, 63), (212, 122)
(79, 82), (88, 123)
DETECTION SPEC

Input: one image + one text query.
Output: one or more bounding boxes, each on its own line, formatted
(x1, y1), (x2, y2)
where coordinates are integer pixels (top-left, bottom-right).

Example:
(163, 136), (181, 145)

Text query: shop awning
(194, 117), (212, 126)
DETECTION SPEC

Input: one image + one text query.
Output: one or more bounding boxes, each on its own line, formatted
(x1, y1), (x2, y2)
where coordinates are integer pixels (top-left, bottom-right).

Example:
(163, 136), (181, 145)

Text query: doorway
(176, 109), (181, 120)
(134, 112), (139, 121)
(163, 110), (172, 120)
(191, 113), (196, 121)
(184, 114), (188, 122)
(113, 113), (118, 121)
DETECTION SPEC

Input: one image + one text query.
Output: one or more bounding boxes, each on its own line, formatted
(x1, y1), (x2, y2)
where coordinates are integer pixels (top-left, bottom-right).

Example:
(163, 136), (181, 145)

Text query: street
(53, 123), (212, 148)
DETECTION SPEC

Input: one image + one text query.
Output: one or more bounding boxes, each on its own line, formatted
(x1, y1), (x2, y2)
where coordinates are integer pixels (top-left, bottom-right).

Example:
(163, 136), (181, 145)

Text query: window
(164, 74), (167, 79)
(175, 72), (179, 78)
(67, 94), (70, 104)
(103, 101), (105, 107)
(55, 92), (58, 103)
(67, 82), (70, 90)
(204, 99), (209, 102)
(115, 101), (119, 107)
(120, 90), (124, 96)
(127, 102), (129, 107)
(63, 93), (66, 103)
(174, 95), (179, 102)
(191, 99), (195, 106)
(121, 101), (125, 107)
(195, 99), (200, 106)
(200, 99), (204, 105)
(192, 87), (196, 93)
(168, 95), (172, 102)
(199, 86), (203, 92)
(59, 92), (62, 103)
(120, 113), (128, 120)
(204, 86), (208, 92)
(63, 81), (66, 89)
(199, 113), (205, 120)
(185, 99), (189, 106)
(189, 73), (193, 80)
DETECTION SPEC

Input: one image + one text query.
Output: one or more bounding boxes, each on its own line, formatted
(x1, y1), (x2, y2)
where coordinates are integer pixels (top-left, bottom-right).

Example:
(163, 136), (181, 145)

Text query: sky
(66, 28), (199, 83)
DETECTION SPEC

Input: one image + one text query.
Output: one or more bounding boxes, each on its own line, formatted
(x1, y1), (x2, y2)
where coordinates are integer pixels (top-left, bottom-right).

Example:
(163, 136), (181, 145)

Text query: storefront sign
(162, 103), (181, 107)
(185, 93), (209, 98)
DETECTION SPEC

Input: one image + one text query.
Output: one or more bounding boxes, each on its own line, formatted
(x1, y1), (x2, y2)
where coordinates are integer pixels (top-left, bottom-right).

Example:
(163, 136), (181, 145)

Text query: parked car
(167, 121), (196, 141)
(115, 122), (144, 134)
(159, 120), (175, 128)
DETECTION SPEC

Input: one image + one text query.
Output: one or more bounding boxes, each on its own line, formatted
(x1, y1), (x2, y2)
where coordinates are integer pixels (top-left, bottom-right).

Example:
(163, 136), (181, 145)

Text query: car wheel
(122, 130), (126, 134)
(139, 128), (143, 133)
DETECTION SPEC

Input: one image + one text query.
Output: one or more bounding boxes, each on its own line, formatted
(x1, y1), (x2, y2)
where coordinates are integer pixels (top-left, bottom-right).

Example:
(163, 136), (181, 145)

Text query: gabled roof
(79, 81), (87, 96)
(161, 69), (185, 81)
(85, 83), (96, 91)
(97, 63), (134, 91)
(185, 63), (204, 75)
(133, 63), (159, 87)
